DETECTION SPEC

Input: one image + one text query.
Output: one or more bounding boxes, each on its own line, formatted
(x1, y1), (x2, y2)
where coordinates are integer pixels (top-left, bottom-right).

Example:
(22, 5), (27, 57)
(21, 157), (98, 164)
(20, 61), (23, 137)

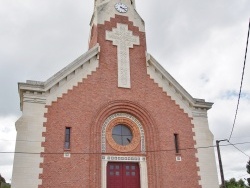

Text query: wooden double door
(107, 162), (140, 188)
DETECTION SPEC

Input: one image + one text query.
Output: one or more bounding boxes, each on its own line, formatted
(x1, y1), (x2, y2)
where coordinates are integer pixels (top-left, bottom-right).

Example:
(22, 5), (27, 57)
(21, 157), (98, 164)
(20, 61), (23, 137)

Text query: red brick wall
(40, 15), (200, 188)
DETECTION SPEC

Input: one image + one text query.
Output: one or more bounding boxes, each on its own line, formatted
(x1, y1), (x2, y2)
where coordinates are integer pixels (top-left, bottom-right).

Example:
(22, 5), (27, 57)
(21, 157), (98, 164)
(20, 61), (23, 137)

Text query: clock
(115, 2), (128, 13)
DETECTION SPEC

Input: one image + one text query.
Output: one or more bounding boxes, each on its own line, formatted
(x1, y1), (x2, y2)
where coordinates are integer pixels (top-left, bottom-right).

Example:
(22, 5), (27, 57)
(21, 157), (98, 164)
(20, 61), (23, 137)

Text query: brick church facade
(12, 0), (219, 187)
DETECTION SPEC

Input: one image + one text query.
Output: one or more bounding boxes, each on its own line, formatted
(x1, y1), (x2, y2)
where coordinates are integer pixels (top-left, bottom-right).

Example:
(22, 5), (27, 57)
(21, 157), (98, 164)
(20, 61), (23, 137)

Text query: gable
(18, 44), (100, 110)
(18, 42), (212, 116)
(146, 53), (213, 117)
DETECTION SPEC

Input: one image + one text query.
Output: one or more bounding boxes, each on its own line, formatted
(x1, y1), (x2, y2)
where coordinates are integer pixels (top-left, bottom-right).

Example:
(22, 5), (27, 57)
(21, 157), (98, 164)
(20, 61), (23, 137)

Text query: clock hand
(120, 6), (127, 11)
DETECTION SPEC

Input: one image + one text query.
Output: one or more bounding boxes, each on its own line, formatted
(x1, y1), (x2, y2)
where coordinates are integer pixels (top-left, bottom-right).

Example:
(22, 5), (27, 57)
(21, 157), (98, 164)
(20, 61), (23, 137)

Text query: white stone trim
(44, 44), (100, 90)
(13, 45), (100, 187)
(106, 23), (139, 88)
(192, 113), (219, 188)
(147, 53), (219, 187)
(95, 0), (136, 9)
(101, 155), (148, 188)
(46, 56), (99, 105)
(18, 44), (100, 109)
(11, 102), (46, 188)
(92, 0), (145, 32)
(101, 113), (145, 153)
(146, 53), (213, 116)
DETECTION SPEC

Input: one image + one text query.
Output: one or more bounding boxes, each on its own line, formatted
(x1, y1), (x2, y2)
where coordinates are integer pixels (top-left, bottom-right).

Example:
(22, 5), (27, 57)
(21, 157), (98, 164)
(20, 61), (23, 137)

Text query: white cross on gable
(106, 23), (140, 88)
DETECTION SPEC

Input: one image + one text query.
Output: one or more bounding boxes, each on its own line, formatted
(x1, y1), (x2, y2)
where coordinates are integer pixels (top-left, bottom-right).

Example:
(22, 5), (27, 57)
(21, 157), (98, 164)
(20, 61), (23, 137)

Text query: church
(11, 0), (219, 187)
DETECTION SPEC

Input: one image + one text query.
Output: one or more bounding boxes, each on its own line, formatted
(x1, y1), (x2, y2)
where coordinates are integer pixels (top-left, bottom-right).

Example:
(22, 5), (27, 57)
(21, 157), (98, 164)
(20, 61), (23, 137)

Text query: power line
(229, 19), (250, 141)
(1, 135), (249, 143)
(227, 140), (250, 158)
(0, 139), (42, 142)
(216, 136), (250, 140)
(1, 141), (250, 155)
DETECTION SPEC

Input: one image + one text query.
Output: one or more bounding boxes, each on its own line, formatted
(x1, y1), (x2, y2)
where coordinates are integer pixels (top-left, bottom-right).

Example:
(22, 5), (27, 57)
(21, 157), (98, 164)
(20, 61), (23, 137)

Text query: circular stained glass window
(112, 124), (133, 146)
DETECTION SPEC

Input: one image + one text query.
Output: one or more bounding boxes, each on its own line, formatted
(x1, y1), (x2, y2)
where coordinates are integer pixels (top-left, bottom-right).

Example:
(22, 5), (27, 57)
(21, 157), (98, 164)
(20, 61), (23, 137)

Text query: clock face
(115, 3), (128, 13)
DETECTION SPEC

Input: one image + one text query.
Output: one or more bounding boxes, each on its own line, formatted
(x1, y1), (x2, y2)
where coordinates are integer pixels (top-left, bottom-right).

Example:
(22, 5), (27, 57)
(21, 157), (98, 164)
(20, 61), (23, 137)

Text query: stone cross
(106, 23), (140, 88)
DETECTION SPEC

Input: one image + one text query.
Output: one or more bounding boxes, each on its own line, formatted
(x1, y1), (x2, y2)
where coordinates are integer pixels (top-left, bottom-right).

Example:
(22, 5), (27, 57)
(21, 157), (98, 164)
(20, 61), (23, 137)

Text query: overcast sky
(0, 0), (250, 184)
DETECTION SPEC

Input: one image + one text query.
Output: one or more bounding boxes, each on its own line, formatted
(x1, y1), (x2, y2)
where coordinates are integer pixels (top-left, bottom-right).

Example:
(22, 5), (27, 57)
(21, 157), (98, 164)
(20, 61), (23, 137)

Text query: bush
(1, 183), (11, 188)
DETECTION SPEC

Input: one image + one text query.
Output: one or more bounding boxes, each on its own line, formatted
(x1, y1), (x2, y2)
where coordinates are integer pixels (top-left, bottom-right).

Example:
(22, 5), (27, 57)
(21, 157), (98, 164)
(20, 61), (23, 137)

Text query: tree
(0, 174), (11, 188)
(247, 160), (250, 174)
(1, 183), (11, 188)
(0, 173), (6, 183)
(220, 178), (247, 188)
(0, 174), (6, 187)
(247, 159), (250, 186)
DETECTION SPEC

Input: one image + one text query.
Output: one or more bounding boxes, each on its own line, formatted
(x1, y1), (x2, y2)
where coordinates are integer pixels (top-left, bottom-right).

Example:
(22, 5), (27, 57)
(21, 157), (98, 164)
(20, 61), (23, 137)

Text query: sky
(0, 0), (250, 184)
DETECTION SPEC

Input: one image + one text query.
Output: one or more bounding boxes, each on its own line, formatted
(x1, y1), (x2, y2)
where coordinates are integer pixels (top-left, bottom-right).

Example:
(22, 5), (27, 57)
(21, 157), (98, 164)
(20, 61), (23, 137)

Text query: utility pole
(216, 139), (227, 188)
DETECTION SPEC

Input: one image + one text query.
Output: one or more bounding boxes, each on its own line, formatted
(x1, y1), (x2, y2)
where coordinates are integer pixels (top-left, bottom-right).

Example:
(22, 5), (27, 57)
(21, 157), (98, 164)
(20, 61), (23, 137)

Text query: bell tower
(94, 0), (136, 8)
(89, 0), (146, 89)
(89, 0), (144, 48)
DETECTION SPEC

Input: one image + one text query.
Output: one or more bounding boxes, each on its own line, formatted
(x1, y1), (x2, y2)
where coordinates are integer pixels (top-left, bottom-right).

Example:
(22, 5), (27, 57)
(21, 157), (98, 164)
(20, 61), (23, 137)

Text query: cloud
(0, 0), (250, 184)
(220, 143), (250, 181)
(0, 0), (92, 115)
(0, 116), (18, 183)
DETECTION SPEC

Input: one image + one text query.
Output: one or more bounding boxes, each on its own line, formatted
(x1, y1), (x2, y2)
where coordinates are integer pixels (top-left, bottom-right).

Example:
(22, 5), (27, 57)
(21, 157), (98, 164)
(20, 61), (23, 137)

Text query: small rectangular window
(64, 127), (71, 149)
(174, 134), (179, 153)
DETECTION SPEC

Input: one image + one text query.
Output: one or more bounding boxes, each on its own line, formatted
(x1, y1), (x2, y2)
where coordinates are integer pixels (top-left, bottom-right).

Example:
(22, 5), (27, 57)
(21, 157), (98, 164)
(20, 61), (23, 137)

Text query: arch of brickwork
(89, 100), (161, 188)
